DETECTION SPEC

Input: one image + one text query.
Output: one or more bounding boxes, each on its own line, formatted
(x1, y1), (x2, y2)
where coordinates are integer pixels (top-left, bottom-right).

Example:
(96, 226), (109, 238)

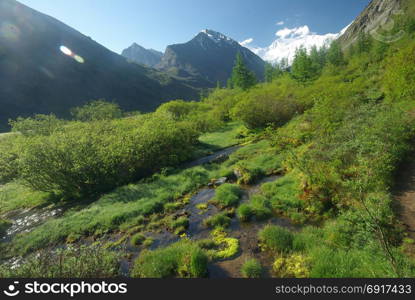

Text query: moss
(196, 203), (208, 211)
(273, 254), (310, 278)
(204, 228), (239, 260)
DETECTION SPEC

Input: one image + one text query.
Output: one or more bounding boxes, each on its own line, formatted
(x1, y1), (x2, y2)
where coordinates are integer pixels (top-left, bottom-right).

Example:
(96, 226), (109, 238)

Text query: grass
(259, 174), (307, 223)
(237, 195), (273, 222)
(131, 240), (208, 278)
(198, 121), (246, 150)
(241, 258), (263, 278)
(203, 212), (232, 228)
(0, 181), (52, 215)
(210, 184), (242, 208)
(130, 233), (146, 246)
(0, 245), (119, 278)
(258, 225), (293, 253)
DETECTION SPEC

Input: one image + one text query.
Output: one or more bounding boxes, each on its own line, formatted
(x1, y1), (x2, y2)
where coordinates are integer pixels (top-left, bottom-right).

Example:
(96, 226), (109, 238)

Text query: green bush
(71, 99), (123, 121)
(241, 258), (263, 278)
(9, 114), (65, 136)
(231, 81), (303, 129)
(258, 225), (293, 253)
(18, 113), (199, 199)
(211, 184), (242, 208)
(131, 240), (208, 278)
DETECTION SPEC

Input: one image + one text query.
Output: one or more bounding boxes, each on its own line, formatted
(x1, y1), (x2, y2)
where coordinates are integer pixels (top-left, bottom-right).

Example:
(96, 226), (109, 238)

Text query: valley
(0, 0), (415, 279)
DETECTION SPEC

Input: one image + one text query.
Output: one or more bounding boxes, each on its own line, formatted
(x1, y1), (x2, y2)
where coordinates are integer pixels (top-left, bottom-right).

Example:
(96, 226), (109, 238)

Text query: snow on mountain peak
(200, 29), (234, 44)
(242, 24), (349, 65)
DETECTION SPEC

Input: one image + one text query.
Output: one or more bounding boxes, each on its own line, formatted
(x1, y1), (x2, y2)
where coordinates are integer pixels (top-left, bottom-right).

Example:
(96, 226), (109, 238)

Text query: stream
(2, 145), (295, 278)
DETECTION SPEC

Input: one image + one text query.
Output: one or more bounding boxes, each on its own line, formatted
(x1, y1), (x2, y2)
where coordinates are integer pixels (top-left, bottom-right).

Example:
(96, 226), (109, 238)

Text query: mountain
(339, 0), (403, 48)
(250, 25), (343, 64)
(0, 0), (199, 131)
(156, 29), (265, 87)
(121, 43), (163, 67)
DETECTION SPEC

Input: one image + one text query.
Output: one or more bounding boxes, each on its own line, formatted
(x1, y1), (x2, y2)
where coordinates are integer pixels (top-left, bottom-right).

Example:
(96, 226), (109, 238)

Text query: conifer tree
(230, 53), (257, 90)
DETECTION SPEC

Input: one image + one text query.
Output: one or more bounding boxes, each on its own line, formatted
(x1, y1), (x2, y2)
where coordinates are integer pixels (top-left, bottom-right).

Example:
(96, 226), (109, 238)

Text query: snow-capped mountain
(243, 25), (350, 64)
(156, 29), (265, 86)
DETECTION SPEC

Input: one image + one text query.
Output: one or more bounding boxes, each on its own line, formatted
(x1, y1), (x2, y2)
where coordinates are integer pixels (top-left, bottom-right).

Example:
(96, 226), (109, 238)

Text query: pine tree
(327, 40), (345, 66)
(291, 47), (317, 83)
(230, 53), (257, 90)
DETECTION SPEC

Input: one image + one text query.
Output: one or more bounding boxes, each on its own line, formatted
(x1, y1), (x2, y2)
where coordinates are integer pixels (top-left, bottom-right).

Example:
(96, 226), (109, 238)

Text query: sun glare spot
(59, 45), (85, 64)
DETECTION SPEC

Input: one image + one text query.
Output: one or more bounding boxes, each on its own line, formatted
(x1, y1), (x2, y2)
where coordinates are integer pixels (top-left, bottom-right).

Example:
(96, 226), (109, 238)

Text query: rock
(214, 177), (228, 186)
(233, 168), (243, 179)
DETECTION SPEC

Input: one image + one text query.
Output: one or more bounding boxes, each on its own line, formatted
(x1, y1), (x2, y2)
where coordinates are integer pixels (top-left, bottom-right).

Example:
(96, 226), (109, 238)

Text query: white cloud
(276, 21), (284, 26)
(247, 25), (348, 64)
(239, 38), (254, 47)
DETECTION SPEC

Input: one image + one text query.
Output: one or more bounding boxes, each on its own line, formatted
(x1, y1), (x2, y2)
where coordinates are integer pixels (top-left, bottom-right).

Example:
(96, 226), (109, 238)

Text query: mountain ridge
(0, 0), (199, 131)
(156, 29), (266, 87)
(121, 43), (163, 67)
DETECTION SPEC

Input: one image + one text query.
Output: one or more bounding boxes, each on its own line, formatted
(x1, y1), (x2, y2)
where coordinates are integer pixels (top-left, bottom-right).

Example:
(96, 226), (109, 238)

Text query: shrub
(71, 99), (123, 121)
(258, 225), (293, 253)
(241, 258), (263, 278)
(231, 83), (303, 129)
(0, 246), (119, 278)
(131, 240), (208, 278)
(203, 213), (231, 228)
(211, 184), (242, 208)
(9, 114), (65, 136)
(18, 114), (199, 199)
(130, 233), (146, 246)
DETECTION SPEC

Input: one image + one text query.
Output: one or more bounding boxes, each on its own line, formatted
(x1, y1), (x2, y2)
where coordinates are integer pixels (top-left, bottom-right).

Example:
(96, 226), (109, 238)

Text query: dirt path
(393, 153), (415, 240)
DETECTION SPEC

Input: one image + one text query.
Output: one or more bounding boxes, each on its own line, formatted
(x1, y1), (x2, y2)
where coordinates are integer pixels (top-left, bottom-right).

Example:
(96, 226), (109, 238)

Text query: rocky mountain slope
(121, 43), (163, 67)
(156, 29), (265, 87)
(339, 0), (403, 48)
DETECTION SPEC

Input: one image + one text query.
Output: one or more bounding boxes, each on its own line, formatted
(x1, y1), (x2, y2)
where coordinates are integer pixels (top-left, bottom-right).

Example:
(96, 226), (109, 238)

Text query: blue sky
(18, 0), (370, 54)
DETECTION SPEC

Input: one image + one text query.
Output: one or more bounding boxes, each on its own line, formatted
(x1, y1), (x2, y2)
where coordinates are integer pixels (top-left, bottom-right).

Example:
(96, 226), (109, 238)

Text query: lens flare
(0, 22), (20, 42)
(59, 45), (84, 64)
